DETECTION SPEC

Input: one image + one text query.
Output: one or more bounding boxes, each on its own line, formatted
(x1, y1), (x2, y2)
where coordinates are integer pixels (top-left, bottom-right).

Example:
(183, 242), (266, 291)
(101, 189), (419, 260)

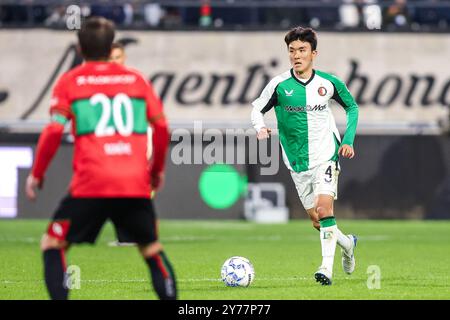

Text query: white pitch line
(0, 235), (392, 243)
(1, 277), (311, 284)
(0, 237), (38, 243)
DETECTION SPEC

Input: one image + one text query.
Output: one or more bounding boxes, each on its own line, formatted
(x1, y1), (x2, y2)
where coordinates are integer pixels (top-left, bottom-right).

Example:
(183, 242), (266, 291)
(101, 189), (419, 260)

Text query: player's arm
(26, 114), (68, 200)
(251, 80), (279, 140)
(330, 76), (359, 159)
(26, 75), (71, 200)
(145, 83), (169, 192)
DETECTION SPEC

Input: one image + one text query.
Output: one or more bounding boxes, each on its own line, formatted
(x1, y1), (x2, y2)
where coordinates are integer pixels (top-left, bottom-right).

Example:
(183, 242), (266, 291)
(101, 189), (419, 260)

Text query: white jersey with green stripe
(251, 69), (359, 173)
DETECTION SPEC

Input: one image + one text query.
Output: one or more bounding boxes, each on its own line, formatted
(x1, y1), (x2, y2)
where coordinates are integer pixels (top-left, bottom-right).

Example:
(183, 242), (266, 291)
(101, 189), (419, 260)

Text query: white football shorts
(290, 160), (340, 210)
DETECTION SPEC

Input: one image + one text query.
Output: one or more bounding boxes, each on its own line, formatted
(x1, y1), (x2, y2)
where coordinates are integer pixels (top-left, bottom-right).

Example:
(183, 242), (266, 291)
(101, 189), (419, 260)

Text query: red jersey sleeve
(31, 73), (72, 180)
(31, 122), (64, 180)
(49, 73), (72, 119)
(143, 80), (169, 175)
(144, 81), (164, 121)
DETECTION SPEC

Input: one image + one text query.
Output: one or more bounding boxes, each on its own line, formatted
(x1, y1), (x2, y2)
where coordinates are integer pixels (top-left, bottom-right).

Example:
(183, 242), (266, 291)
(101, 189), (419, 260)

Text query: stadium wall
(0, 30), (449, 133)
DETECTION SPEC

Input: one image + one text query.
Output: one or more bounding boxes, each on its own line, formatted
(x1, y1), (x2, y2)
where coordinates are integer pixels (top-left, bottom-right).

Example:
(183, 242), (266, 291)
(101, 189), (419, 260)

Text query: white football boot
(341, 234), (357, 274)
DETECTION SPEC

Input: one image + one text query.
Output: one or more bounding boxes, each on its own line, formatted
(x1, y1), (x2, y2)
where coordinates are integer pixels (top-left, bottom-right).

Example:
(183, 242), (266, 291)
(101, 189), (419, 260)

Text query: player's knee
(139, 241), (163, 258)
(40, 234), (67, 251)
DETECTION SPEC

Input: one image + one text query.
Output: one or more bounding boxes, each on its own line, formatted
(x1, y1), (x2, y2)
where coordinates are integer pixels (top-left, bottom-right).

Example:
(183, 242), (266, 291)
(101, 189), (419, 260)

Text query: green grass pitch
(0, 219), (449, 300)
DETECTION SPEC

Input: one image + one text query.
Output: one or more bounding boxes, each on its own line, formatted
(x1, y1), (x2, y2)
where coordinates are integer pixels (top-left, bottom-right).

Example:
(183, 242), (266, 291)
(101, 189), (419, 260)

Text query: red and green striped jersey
(48, 61), (165, 197)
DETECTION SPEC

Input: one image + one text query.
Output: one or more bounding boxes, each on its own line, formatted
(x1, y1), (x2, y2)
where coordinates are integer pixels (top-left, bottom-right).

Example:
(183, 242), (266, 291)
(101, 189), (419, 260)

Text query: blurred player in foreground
(251, 27), (359, 285)
(25, 17), (177, 300)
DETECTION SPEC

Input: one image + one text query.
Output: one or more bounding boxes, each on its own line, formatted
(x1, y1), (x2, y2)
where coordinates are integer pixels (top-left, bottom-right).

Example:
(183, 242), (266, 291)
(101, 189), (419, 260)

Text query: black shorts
(47, 196), (158, 245)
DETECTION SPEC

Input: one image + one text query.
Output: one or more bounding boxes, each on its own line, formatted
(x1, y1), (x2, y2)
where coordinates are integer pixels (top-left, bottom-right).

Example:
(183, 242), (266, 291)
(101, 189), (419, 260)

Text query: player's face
(288, 40), (317, 75)
(110, 48), (126, 65)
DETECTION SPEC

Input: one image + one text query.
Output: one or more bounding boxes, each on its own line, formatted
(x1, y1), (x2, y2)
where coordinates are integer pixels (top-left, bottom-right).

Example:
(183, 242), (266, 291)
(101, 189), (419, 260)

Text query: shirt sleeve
(330, 76), (359, 147)
(31, 122), (64, 180)
(143, 79), (169, 175)
(49, 74), (72, 122)
(144, 81), (164, 123)
(251, 78), (279, 132)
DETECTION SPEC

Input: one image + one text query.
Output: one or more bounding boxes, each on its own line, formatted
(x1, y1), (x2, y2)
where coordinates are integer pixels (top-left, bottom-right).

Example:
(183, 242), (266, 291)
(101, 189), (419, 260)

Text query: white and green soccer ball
(221, 256), (255, 287)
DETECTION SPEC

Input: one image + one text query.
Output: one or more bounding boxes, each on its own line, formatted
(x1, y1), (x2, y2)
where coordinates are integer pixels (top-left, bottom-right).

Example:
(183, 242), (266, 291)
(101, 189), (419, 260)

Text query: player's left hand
(338, 144), (355, 159)
(151, 172), (165, 193)
(25, 174), (43, 201)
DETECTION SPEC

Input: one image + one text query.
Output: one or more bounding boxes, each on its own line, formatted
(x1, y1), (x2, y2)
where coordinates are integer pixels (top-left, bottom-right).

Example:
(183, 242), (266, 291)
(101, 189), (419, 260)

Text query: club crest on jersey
(318, 86), (327, 96)
(284, 89), (294, 96)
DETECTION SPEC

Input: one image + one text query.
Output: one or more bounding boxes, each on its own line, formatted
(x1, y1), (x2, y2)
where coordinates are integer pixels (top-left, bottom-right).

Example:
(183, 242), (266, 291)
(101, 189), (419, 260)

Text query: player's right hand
(25, 174), (43, 201)
(151, 172), (165, 193)
(338, 144), (355, 159)
(257, 127), (271, 140)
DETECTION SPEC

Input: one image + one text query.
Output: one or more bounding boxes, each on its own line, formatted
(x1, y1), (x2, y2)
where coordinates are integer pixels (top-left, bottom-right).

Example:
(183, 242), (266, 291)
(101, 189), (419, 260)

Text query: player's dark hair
(111, 42), (124, 51)
(78, 16), (115, 60)
(284, 27), (317, 51)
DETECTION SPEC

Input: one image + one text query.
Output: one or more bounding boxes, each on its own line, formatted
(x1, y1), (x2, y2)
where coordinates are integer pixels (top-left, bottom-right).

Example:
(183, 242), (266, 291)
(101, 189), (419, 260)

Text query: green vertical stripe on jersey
(315, 70), (359, 147)
(129, 99), (148, 133)
(71, 98), (148, 135)
(275, 78), (309, 172)
(331, 134), (340, 162)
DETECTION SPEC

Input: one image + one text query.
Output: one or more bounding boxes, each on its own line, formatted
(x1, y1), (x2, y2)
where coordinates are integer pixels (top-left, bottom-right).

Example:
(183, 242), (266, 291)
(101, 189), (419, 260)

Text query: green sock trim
(319, 216), (336, 228)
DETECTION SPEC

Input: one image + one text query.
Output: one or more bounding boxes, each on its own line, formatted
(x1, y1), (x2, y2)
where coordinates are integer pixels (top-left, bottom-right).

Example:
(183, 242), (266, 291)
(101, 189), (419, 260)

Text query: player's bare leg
(313, 197), (357, 275)
(139, 241), (177, 300)
(306, 205), (354, 253)
(312, 196), (357, 285)
(41, 234), (70, 300)
(306, 207), (321, 230)
(313, 194), (338, 285)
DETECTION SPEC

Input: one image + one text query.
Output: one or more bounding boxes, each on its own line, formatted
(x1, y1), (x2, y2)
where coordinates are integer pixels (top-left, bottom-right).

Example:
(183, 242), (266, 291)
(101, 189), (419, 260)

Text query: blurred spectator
(306, 4), (340, 29)
(161, 6), (182, 28)
(44, 5), (66, 27)
(339, 0), (361, 28)
(90, 1), (126, 25)
(144, 2), (164, 27)
(2, 0), (450, 31)
(383, 0), (411, 29)
(338, 0), (383, 30)
(123, 3), (134, 26)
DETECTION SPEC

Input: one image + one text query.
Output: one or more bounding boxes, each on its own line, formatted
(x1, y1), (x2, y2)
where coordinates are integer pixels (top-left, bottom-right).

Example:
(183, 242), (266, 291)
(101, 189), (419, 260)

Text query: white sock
(320, 224), (338, 273)
(336, 228), (352, 252)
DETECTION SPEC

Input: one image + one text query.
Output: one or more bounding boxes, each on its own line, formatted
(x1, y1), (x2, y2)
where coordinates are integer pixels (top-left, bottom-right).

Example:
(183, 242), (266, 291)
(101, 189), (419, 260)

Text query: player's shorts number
(90, 93), (134, 137)
(324, 165), (332, 183)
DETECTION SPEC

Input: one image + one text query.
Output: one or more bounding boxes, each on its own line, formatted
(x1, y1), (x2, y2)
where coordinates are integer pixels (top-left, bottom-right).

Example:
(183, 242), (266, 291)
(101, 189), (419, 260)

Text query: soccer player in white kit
(251, 27), (359, 285)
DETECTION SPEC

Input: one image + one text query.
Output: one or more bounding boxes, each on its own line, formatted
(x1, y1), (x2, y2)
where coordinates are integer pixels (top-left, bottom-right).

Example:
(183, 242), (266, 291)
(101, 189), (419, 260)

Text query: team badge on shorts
(47, 220), (70, 241)
(318, 86), (327, 96)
